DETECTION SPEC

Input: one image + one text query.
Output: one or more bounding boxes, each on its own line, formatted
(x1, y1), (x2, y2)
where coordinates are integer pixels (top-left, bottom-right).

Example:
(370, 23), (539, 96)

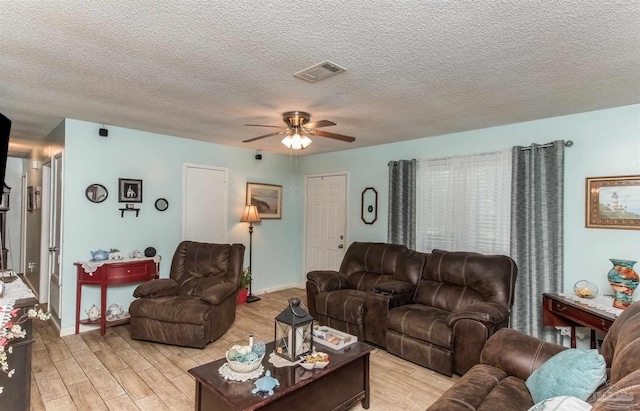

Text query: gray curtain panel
(388, 159), (416, 249)
(510, 140), (565, 343)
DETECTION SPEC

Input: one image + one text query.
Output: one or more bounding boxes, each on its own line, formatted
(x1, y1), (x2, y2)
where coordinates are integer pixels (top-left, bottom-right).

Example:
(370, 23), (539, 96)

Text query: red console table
(75, 257), (159, 335)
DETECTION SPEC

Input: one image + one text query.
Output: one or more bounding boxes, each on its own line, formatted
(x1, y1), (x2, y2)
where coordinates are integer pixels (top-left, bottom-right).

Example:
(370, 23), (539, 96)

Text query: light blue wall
(61, 119), (302, 332)
(299, 104), (640, 299)
(58, 105), (640, 333)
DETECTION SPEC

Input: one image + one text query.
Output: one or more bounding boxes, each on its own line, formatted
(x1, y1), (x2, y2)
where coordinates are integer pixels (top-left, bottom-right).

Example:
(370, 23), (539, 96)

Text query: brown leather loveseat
(129, 241), (245, 348)
(306, 242), (424, 347)
(428, 301), (640, 410)
(387, 249), (517, 376)
(307, 244), (517, 377)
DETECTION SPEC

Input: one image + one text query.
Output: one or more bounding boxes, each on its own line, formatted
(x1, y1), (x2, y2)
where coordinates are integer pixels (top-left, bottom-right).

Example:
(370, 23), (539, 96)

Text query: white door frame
(303, 171), (349, 283)
(182, 163), (229, 242)
(20, 172), (27, 275)
(47, 153), (64, 320)
(39, 160), (51, 303)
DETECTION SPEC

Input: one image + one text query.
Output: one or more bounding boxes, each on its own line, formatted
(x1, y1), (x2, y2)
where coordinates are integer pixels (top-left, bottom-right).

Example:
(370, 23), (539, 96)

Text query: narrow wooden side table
(542, 293), (617, 348)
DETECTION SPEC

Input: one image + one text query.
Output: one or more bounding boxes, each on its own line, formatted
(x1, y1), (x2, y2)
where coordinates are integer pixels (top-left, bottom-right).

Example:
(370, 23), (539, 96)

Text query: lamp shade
(240, 205), (261, 223)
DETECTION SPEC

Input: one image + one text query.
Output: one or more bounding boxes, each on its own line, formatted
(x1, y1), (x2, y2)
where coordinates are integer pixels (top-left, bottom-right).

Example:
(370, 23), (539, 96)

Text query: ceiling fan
(243, 111), (356, 150)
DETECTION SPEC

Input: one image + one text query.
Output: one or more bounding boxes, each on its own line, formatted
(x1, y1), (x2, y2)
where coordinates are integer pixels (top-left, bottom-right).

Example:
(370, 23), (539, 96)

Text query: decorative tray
(312, 326), (358, 350)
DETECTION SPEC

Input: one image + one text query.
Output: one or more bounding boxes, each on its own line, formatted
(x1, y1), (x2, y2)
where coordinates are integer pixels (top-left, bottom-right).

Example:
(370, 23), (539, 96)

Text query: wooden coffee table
(188, 341), (373, 411)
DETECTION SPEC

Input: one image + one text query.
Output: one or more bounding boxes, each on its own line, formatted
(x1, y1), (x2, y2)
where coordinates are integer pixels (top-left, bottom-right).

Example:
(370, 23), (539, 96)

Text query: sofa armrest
(374, 281), (416, 296)
(447, 302), (509, 327)
(200, 282), (238, 305)
(306, 270), (351, 293)
(133, 279), (179, 298)
(480, 328), (566, 381)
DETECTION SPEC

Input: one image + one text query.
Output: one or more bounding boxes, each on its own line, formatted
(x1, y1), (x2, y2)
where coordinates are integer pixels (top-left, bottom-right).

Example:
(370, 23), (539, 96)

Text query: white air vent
(294, 61), (346, 83)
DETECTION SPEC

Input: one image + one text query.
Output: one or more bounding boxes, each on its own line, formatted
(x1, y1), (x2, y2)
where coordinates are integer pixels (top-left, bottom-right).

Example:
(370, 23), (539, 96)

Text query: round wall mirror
(85, 184), (108, 203)
(155, 198), (169, 211)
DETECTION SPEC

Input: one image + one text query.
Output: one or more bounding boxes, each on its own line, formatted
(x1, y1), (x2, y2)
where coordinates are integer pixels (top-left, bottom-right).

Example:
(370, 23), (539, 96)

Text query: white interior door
(305, 174), (347, 276)
(183, 164), (228, 243)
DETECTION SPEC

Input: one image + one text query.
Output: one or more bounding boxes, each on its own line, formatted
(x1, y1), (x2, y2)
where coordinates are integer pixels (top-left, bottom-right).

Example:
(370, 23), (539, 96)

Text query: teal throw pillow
(525, 349), (606, 403)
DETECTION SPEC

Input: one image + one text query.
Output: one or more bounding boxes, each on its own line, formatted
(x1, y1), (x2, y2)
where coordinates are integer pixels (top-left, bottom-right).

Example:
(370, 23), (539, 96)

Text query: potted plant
(237, 268), (251, 304)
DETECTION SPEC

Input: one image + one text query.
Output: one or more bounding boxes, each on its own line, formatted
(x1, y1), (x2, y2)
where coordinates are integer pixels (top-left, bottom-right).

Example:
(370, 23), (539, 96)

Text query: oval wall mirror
(155, 198), (169, 211)
(361, 187), (378, 224)
(85, 184), (108, 203)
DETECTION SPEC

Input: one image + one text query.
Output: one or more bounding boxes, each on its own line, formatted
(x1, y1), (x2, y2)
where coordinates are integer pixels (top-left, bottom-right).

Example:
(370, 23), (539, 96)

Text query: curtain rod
(520, 140), (573, 151)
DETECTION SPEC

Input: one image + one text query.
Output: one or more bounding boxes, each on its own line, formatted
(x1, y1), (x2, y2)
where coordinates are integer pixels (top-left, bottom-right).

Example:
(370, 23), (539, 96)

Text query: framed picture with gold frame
(586, 175), (640, 230)
(246, 182), (282, 219)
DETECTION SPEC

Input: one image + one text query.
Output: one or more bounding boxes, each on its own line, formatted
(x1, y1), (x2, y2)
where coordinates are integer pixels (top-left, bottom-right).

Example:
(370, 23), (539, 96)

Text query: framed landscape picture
(586, 175), (640, 230)
(246, 182), (282, 219)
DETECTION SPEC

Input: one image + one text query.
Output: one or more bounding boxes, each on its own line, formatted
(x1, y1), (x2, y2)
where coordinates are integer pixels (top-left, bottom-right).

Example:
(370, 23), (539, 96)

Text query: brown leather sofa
(428, 301), (640, 410)
(306, 242), (424, 347)
(129, 241), (245, 348)
(387, 249), (517, 376)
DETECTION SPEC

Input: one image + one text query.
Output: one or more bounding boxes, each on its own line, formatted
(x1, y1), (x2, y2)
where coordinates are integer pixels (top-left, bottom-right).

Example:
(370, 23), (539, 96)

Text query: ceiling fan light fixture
(281, 132), (312, 150)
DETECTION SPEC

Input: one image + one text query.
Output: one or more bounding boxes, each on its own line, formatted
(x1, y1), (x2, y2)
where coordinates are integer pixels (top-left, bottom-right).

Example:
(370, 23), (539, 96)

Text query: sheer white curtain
(416, 149), (512, 255)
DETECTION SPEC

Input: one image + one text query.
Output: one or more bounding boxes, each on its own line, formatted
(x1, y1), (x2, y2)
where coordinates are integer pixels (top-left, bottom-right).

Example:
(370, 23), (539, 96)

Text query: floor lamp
(240, 205), (261, 303)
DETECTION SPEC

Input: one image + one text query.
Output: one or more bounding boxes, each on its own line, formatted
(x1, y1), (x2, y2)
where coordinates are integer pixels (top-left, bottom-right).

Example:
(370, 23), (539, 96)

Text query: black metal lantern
(274, 297), (313, 362)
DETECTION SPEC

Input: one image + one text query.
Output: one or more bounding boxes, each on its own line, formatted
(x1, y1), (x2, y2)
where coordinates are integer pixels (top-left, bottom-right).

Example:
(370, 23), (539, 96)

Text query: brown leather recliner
(129, 241), (245, 348)
(428, 301), (640, 410)
(386, 249), (517, 376)
(306, 242), (425, 346)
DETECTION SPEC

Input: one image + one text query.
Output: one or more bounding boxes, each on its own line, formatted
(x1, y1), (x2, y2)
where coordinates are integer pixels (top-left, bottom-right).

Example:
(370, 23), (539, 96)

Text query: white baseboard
(254, 283), (305, 294)
(60, 323), (100, 337)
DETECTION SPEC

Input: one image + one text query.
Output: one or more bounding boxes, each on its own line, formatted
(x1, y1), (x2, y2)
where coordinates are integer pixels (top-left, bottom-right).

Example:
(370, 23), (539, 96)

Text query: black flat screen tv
(0, 113), (11, 187)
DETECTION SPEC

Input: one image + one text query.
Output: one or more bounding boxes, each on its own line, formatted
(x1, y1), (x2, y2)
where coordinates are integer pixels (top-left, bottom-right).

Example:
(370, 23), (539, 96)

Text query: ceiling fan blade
(245, 124), (285, 128)
(305, 120), (336, 129)
(242, 131), (284, 143)
(312, 129), (356, 143)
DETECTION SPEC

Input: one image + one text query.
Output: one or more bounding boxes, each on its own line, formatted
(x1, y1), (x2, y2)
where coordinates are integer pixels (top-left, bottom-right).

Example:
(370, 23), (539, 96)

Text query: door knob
(49, 247), (60, 252)
(338, 244), (344, 249)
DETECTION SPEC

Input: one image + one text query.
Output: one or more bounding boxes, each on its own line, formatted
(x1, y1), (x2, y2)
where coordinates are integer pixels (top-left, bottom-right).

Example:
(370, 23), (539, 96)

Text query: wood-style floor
(30, 288), (457, 411)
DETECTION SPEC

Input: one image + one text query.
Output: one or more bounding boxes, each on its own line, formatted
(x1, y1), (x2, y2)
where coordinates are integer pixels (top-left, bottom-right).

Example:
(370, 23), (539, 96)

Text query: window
(416, 149), (512, 255)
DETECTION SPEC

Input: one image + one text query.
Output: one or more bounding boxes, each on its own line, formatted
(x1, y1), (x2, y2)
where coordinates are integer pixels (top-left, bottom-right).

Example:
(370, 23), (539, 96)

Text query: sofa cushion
(426, 364), (534, 411)
(526, 349), (606, 403)
(478, 376), (534, 411)
(387, 304), (452, 349)
(348, 271), (394, 292)
(129, 295), (212, 325)
(416, 249), (517, 311)
(315, 289), (365, 324)
(338, 242), (408, 277)
(414, 279), (485, 311)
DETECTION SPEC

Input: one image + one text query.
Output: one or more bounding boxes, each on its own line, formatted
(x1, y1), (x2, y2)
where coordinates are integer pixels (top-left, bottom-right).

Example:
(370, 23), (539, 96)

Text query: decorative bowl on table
(226, 343), (266, 373)
(574, 280), (598, 299)
(299, 352), (329, 370)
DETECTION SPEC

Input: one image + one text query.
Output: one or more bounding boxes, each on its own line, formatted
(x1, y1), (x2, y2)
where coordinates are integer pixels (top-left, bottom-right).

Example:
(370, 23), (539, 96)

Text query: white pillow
(528, 396), (592, 411)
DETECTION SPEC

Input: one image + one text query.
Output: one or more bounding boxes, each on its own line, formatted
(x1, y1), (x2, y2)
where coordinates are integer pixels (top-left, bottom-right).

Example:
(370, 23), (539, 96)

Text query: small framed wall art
(118, 178), (143, 203)
(586, 175), (640, 230)
(361, 187), (378, 224)
(246, 182), (282, 219)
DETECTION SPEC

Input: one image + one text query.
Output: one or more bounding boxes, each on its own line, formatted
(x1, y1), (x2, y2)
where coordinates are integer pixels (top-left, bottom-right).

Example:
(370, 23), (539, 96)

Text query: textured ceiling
(1, 1), (639, 157)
